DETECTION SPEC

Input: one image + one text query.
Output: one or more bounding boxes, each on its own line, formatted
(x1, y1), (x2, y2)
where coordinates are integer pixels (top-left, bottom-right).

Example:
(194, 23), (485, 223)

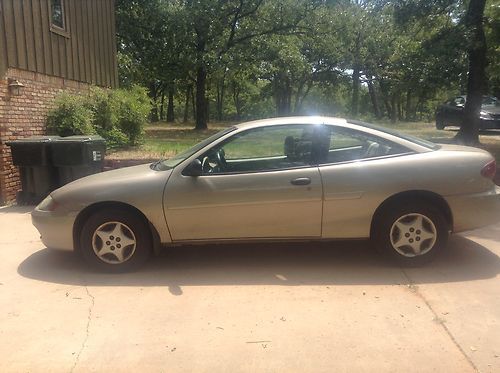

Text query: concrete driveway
(0, 206), (499, 373)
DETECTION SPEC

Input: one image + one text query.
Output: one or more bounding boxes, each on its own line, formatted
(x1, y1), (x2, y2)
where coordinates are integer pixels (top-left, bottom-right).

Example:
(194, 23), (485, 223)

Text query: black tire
(436, 118), (445, 130)
(79, 208), (152, 272)
(372, 202), (448, 266)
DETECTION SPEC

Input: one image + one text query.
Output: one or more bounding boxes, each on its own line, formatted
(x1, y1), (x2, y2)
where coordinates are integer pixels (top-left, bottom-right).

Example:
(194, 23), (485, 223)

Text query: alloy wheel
(389, 213), (437, 257)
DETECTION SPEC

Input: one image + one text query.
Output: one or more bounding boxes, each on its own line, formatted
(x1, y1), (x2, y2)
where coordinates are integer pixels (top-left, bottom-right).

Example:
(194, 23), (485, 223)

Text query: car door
(163, 124), (323, 241)
(449, 96), (466, 125)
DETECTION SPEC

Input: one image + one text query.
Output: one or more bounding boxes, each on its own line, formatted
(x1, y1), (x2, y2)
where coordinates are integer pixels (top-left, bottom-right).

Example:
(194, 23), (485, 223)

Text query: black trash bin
(51, 135), (106, 186)
(6, 136), (61, 204)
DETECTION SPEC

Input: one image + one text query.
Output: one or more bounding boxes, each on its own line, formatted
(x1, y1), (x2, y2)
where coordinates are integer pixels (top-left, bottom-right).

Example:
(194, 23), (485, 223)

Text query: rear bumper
(446, 185), (500, 233)
(31, 209), (75, 251)
(479, 119), (500, 130)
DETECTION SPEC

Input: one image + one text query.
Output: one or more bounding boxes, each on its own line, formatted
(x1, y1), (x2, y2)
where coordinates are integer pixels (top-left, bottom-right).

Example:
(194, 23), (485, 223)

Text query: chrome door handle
(290, 177), (311, 186)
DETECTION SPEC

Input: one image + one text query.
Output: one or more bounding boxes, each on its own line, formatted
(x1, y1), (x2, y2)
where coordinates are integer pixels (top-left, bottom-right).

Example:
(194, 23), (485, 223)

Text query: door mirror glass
(182, 159), (203, 176)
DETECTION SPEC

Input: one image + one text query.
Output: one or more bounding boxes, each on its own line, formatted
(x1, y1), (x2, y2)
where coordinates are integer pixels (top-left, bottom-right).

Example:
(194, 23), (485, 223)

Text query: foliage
(46, 94), (95, 137)
(46, 86), (151, 148)
(115, 0), (499, 140)
(112, 86), (151, 146)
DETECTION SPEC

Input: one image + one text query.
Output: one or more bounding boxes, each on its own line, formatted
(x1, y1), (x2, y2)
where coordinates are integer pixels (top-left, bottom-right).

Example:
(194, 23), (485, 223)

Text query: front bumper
(31, 208), (76, 251)
(446, 185), (500, 233)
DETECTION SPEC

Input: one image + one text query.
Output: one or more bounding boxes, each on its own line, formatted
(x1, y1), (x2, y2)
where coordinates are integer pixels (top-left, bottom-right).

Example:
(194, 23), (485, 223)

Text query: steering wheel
(201, 148), (227, 174)
(215, 148), (227, 169)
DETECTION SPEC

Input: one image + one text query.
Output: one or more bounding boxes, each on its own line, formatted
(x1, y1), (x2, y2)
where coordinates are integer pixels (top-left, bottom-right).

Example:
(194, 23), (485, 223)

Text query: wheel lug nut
(116, 237), (121, 242)
(410, 228), (415, 233)
(416, 230), (421, 234)
(117, 244), (121, 249)
(409, 239), (414, 243)
(416, 237), (421, 241)
(111, 246), (115, 250)
(110, 236), (114, 240)
(405, 233), (410, 238)
(106, 241), (111, 245)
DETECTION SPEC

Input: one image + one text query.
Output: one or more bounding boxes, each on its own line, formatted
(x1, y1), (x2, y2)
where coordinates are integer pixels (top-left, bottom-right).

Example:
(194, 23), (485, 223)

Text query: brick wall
(0, 68), (89, 205)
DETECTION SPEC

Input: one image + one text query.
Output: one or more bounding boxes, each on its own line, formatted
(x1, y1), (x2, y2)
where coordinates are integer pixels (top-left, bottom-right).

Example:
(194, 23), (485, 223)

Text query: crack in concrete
(400, 269), (478, 372)
(70, 286), (95, 373)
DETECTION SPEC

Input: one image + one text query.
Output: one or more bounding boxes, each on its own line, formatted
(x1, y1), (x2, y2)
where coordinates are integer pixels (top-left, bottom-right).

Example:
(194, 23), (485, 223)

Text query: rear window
(347, 120), (440, 150)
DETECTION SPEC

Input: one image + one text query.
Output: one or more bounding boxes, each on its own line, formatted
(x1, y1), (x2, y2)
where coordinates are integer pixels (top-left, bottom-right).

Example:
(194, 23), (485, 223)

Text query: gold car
(32, 117), (500, 271)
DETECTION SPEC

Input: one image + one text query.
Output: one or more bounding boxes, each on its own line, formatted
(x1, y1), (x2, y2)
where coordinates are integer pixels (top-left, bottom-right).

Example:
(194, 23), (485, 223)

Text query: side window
(50, 0), (69, 36)
(321, 126), (410, 164)
(199, 125), (315, 174)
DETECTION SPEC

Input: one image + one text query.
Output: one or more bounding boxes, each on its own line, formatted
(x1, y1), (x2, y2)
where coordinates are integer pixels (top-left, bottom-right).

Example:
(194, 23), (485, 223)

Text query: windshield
(482, 96), (498, 106)
(347, 120), (440, 150)
(153, 127), (236, 170)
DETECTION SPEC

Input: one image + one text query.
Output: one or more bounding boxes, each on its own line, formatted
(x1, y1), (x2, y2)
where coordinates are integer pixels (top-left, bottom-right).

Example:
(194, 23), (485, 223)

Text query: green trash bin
(6, 136), (61, 204)
(51, 135), (106, 185)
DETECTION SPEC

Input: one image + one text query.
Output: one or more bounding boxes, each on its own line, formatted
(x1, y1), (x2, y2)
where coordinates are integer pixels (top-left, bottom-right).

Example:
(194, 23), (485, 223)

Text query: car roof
(233, 116), (346, 130)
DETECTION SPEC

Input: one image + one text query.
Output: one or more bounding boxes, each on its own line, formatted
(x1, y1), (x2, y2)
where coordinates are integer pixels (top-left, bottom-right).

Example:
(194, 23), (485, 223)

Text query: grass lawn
(107, 120), (500, 163)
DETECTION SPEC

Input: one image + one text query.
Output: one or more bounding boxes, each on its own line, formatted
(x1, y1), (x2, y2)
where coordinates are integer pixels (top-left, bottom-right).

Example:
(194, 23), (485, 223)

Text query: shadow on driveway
(18, 235), (499, 295)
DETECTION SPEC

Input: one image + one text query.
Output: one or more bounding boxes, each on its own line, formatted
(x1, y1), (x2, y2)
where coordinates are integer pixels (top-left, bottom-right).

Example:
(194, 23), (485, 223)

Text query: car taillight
(481, 160), (497, 180)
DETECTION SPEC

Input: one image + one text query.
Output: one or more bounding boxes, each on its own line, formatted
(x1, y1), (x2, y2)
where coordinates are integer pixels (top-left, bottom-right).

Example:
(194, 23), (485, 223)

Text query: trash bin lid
(6, 135), (61, 145)
(56, 135), (106, 143)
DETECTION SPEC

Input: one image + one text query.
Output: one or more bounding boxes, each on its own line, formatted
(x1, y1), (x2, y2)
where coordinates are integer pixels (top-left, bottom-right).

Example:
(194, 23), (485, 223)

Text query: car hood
(51, 163), (172, 209)
(482, 105), (500, 114)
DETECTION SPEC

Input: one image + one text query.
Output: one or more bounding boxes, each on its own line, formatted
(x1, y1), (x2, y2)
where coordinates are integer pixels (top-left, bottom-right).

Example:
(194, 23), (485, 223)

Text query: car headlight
(36, 195), (59, 212)
(480, 111), (492, 120)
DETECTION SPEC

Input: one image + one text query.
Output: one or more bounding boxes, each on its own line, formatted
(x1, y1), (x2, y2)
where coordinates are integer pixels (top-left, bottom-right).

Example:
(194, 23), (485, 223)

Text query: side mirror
(182, 159), (203, 177)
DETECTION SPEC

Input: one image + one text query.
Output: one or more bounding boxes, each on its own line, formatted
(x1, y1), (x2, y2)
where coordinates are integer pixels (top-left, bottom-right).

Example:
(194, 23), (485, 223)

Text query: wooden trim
(0, 0), (10, 76)
(13, 0), (27, 69)
(23, 0), (37, 72)
(48, 0), (69, 38)
(31, 0), (45, 72)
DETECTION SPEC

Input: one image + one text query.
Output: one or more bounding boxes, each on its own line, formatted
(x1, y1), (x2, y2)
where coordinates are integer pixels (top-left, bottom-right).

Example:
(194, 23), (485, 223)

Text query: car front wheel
(372, 202), (448, 266)
(436, 118), (445, 130)
(80, 208), (152, 272)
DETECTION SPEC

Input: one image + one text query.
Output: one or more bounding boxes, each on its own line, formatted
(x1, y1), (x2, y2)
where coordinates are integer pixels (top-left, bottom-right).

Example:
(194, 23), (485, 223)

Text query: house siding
(0, 0), (117, 87)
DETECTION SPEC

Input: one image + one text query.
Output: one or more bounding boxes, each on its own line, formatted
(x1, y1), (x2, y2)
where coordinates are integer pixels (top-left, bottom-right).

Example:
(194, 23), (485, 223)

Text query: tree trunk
(351, 65), (360, 117)
(379, 79), (392, 119)
(274, 73), (292, 116)
(195, 65), (208, 130)
(149, 82), (159, 122)
(191, 84), (196, 119)
(456, 0), (488, 145)
(167, 85), (175, 123)
(159, 89), (165, 121)
(183, 85), (190, 123)
(216, 77), (225, 121)
(232, 82), (242, 120)
(405, 90), (412, 121)
(398, 95), (403, 122)
(391, 93), (398, 124)
(367, 78), (381, 118)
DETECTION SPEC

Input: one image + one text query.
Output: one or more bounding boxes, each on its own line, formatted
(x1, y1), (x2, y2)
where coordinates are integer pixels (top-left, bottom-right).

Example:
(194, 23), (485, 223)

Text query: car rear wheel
(372, 202), (448, 266)
(80, 208), (151, 272)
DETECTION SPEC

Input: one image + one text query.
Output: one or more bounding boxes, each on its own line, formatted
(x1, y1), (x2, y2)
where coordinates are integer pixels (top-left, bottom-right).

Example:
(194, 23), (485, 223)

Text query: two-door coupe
(32, 117), (500, 271)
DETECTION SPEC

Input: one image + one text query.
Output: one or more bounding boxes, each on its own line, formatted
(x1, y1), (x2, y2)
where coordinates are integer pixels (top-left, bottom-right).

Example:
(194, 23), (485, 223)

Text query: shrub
(46, 86), (151, 148)
(112, 86), (151, 146)
(46, 93), (94, 137)
(87, 87), (115, 132)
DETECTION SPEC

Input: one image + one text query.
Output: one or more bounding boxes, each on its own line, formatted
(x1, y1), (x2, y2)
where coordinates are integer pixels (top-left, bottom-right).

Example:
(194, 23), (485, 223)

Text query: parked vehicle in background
(435, 96), (500, 130)
(32, 117), (500, 272)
